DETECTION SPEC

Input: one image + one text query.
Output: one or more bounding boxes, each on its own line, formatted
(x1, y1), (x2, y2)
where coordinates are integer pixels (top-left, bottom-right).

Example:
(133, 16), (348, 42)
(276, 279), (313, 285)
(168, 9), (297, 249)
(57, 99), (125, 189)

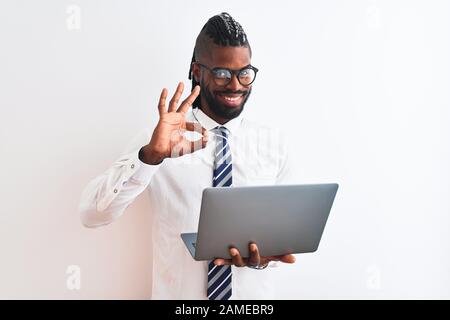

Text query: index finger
(185, 122), (208, 136)
(177, 85), (200, 114)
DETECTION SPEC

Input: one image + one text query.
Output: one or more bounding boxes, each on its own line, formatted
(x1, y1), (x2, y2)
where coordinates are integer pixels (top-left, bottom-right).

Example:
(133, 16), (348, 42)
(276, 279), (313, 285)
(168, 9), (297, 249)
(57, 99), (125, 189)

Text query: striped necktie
(207, 126), (232, 300)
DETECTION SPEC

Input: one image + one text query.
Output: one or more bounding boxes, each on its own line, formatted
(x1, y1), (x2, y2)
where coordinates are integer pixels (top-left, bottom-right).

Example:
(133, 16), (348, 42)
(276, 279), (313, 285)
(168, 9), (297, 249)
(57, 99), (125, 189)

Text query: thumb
(279, 254), (296, 264)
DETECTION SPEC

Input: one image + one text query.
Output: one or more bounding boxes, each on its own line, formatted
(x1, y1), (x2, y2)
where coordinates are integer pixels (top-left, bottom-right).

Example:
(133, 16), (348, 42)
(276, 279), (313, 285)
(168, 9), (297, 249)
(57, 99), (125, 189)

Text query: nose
(226, 74), (242, 91)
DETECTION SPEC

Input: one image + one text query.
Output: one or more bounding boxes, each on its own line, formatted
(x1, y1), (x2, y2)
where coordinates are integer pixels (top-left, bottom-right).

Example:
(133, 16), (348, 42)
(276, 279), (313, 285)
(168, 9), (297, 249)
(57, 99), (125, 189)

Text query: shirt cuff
(129, 151), (162, 184)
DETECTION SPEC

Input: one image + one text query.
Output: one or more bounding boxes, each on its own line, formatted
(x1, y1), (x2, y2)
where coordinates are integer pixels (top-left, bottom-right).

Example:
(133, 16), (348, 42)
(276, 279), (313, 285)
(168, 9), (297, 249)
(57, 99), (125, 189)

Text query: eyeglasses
(195, 63), (259, 87)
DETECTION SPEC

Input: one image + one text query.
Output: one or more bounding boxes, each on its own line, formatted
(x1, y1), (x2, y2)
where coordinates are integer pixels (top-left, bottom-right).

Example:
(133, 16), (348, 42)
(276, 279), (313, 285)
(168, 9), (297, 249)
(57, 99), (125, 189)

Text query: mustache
(214, 90), (249, 95)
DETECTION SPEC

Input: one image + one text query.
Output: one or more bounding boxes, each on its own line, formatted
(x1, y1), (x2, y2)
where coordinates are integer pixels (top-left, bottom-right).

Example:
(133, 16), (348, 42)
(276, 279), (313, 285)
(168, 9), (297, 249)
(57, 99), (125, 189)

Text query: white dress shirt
(79, 108), (292, 299)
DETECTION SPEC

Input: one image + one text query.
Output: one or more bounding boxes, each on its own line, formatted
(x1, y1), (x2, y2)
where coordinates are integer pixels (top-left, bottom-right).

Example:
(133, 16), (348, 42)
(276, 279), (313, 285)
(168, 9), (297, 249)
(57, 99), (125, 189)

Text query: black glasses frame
(195, 62), (259, 86)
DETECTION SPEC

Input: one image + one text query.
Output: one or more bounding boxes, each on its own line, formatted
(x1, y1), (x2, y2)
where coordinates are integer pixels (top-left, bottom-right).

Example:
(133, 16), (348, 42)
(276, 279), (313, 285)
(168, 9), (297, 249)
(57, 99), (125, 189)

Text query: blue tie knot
(212, 126), (230, 139)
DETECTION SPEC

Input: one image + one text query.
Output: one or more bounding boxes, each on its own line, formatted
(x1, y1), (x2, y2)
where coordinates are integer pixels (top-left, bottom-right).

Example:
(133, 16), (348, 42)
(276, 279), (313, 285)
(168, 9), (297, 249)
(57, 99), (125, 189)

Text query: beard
(200, 79), (252, 121)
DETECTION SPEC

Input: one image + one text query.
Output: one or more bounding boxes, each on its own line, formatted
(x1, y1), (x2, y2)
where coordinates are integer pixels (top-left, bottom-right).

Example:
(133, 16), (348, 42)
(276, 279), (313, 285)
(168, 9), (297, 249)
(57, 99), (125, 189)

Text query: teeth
(223, 96), (241, 102)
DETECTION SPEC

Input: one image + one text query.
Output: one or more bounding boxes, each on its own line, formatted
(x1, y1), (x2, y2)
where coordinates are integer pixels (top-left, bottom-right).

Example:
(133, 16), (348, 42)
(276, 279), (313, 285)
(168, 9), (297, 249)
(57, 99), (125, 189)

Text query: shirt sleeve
(78, 128), (161, 228)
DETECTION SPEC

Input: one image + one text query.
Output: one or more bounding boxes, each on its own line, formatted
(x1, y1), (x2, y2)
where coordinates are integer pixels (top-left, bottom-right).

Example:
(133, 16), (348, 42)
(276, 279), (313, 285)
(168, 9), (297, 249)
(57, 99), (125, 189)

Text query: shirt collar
(191, 107), (243, 134)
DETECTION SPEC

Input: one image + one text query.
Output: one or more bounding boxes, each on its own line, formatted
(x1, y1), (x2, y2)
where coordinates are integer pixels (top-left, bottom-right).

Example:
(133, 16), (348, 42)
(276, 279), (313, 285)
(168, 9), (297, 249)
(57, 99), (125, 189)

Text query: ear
(192, 63), (201, 83)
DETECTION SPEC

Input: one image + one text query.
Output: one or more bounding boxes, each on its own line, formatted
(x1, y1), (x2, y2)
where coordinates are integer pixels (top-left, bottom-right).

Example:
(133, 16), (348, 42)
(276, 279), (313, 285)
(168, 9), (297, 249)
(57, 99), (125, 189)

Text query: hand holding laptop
(213, 242), (296, 268)
(181, 184), (339, 263)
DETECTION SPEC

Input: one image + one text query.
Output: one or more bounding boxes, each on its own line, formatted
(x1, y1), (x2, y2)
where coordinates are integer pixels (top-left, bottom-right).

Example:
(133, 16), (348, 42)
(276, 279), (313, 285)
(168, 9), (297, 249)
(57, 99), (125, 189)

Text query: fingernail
(230, 249), (237, 256)
(251, 244), (257, 251)
(215, 260), (223, 266)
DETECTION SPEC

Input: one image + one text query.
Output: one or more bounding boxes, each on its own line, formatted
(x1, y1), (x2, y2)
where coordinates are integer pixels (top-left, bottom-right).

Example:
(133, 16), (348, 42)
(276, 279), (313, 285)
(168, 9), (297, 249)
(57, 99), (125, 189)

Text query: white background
(0, 0), (449, 299)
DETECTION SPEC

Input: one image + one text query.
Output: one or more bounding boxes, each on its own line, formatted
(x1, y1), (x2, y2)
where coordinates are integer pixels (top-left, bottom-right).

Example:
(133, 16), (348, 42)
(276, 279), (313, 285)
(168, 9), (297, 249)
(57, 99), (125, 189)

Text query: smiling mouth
(216, 93), (245, 107)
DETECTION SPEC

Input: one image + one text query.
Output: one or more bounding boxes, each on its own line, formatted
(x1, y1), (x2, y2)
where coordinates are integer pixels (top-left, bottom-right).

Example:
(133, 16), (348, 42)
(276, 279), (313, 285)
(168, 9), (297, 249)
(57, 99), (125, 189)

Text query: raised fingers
(177, 85), (200, 114)
(158, 88), (168, 116)
(168, 82), (184, 112)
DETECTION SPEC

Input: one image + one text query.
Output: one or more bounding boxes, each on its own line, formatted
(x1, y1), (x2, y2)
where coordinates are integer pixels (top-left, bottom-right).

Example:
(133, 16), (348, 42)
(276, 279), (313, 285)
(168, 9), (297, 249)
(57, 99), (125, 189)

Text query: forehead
(206, 46), (251, 69)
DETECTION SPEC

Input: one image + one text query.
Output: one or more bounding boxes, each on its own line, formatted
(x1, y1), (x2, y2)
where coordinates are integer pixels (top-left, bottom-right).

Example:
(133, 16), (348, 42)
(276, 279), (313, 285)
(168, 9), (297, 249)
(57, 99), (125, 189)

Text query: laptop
(181, 183), (338, 261)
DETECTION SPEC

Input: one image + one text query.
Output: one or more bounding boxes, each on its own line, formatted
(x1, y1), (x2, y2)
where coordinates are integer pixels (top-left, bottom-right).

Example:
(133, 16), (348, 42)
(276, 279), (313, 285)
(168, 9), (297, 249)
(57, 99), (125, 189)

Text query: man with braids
(79, 12), (296, 300)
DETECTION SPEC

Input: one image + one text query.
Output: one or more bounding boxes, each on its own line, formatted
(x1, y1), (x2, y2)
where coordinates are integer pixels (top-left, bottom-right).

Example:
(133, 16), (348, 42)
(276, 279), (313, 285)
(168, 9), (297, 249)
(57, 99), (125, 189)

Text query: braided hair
(188, 12), (251, 108)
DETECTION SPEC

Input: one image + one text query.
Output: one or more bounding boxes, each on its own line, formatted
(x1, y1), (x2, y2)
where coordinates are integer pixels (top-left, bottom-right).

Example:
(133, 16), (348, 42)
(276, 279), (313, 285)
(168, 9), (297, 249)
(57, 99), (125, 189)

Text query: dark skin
(191, 46), (249, 124)
(141, 45), (296, 268)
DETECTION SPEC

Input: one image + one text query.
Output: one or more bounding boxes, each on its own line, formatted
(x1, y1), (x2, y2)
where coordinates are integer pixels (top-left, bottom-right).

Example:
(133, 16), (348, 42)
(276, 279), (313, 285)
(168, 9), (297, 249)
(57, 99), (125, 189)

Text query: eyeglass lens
(213, 68), (256, 86)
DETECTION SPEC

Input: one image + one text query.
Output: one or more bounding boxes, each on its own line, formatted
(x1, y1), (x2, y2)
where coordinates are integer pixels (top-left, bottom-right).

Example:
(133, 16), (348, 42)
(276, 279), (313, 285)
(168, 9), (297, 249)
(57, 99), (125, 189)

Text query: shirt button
(131, 164), (135, 169)
(113, 189), (118, 193)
